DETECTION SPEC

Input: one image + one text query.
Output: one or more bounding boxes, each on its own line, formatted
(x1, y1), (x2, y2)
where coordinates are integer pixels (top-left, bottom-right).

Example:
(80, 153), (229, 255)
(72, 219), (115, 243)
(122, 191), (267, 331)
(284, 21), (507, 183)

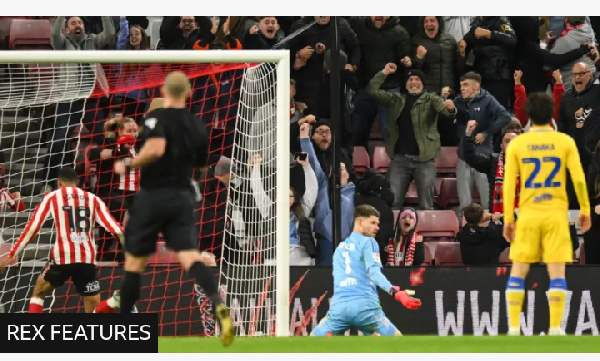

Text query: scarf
(559, 23), (586, 38)
(386, 232), (418, 266)
(493, 151), (520, 214)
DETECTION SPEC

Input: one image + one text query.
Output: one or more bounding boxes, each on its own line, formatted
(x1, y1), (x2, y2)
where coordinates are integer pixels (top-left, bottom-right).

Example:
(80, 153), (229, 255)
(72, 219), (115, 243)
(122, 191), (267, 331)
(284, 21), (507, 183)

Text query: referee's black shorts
(124, 187), (198, 257)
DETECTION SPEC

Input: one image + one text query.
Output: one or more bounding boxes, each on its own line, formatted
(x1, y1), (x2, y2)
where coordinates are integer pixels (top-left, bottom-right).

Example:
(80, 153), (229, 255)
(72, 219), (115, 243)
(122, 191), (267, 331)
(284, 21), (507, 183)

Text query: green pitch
(159, 336), (600, 353)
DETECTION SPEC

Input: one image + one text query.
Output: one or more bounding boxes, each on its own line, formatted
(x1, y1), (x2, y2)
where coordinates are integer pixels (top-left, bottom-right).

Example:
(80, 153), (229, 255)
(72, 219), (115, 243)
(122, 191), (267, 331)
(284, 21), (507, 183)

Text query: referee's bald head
(163, 71), (191, 100)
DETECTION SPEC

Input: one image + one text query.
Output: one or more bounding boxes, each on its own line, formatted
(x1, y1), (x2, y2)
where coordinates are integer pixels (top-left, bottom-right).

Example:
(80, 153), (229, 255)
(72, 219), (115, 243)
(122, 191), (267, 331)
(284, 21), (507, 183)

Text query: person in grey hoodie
(51, 16), (115, 50)
(550, 16), (596, 92)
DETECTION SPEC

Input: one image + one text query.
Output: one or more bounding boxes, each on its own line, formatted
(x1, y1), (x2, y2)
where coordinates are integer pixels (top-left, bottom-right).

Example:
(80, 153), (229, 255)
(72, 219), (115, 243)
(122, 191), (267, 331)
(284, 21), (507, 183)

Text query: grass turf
(158, 336), (600, 353)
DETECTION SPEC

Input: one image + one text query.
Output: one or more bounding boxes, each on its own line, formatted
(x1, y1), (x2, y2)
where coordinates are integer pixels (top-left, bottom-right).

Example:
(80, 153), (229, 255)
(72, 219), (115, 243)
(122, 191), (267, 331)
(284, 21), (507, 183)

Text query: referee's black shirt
(139, 107), (209, 189)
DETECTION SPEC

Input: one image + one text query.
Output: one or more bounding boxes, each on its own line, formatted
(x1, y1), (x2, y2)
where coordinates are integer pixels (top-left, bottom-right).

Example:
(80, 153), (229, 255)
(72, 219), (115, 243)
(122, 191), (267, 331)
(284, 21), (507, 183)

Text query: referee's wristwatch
(123, 158), (132, 173)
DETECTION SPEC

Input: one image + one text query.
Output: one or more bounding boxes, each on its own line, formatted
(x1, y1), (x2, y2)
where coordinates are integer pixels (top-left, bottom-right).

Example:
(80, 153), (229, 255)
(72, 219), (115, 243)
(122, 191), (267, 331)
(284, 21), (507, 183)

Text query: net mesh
(0, 59), (283, 336)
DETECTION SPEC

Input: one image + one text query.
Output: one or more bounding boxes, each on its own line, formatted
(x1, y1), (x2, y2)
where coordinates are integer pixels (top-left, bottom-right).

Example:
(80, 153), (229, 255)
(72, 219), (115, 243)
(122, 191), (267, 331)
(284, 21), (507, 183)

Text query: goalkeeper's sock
(506, 276), (525, 333)
(119, 271), (141, 314)
(548, 278), (567, 332)
(28, 297), (44, 313)
(189, 261), (222, 308)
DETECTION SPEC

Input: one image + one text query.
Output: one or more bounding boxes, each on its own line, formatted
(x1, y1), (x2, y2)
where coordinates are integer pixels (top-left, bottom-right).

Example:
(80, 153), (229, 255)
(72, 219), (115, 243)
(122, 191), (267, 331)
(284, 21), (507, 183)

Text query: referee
(114, 71), (234, 345)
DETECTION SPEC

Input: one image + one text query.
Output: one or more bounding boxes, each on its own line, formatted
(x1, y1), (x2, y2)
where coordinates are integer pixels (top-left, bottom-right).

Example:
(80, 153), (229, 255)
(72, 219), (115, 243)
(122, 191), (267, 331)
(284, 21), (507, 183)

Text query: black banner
(0, 313), (159, 352)
(1, 266), (599, 336)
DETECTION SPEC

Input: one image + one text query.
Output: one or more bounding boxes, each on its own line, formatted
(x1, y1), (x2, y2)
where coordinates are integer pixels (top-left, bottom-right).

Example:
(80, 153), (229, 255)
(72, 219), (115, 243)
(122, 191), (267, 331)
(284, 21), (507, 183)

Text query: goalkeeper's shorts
(312, 299), (397, 336)
(511, 210), (573, 264)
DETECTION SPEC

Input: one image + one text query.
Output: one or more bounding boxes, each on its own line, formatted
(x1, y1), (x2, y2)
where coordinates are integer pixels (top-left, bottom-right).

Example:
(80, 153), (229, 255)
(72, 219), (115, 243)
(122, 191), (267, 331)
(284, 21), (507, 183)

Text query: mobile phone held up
(294, 152), (307, 161)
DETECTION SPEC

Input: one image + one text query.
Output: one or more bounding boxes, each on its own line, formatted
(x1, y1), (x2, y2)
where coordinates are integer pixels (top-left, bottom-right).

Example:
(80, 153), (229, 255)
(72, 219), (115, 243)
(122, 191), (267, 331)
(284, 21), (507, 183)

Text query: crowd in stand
(3, 16), (600, 268)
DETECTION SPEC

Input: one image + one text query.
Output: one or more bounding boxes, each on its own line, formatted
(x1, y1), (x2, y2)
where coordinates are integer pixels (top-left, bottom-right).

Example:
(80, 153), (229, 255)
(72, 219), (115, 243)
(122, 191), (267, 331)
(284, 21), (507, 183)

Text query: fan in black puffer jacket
(411, 16), (466, 95)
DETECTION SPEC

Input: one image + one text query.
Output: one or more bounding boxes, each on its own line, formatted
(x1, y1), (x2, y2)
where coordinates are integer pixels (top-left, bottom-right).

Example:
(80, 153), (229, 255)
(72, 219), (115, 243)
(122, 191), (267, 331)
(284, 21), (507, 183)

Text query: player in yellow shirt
(502, 92), (591, 336)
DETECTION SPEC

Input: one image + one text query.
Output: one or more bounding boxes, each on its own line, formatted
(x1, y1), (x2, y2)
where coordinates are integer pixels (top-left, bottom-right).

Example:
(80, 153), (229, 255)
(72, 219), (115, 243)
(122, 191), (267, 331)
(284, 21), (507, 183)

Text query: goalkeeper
(311, 205), (421, 336)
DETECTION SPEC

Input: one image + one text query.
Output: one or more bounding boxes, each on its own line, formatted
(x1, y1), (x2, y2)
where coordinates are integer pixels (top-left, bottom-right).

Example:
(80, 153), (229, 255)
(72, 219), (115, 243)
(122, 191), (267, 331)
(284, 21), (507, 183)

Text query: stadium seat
(435, 242), (463, 265)
(352, 146), (370, 177)
(415, 210), (459, 240)
(404, 182), (419, 205)
(437, 177), (480, 209)
(499, 247), (511, 264)
(372, 146), (390, 175)
(369, 117), (382, 140)
(421, 242), (433, 266)
(434, 147), (458, 175)
(147, 242), (178, 265)
(7, 19), (51, 50)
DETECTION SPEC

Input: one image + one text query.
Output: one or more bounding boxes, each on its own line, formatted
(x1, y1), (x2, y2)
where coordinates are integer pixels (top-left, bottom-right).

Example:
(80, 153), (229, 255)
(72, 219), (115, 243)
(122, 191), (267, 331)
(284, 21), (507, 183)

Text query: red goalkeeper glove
(390, 286), (421, 310)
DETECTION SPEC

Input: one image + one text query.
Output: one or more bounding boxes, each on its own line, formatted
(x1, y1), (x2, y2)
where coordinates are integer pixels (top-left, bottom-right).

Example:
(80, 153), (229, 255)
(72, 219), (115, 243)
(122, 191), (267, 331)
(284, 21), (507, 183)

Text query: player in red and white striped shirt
(0, 168), (125, 313)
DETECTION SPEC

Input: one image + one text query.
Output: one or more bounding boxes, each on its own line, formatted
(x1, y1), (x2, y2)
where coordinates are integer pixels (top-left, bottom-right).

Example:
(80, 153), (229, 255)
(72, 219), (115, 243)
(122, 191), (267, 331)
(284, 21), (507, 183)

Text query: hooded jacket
(511, 16), (590, 94)
(411, 17), (466, 95)
(454, 89), (511, 159)
(550, 23), (597, 92)
(348, 17), (411, 89)
(463, 17), (517, 81)
(457, 223), (506, 265)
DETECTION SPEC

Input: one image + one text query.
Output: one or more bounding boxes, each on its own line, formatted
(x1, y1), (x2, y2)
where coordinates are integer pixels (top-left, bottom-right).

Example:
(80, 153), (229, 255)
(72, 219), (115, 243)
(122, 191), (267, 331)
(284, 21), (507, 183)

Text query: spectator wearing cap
(462, 17), (516, 108)
(347, 16), (411, 147)
(367, 63), (457, 210)
(453, 71), (511, 215)
(299, 123), (355, 266)
(549, 16), (597, 93)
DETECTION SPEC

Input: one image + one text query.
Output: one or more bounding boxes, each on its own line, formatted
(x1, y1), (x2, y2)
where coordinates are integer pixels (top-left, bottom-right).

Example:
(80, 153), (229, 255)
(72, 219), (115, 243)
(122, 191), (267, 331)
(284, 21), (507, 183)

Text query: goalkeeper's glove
(390, 286), (421, 310)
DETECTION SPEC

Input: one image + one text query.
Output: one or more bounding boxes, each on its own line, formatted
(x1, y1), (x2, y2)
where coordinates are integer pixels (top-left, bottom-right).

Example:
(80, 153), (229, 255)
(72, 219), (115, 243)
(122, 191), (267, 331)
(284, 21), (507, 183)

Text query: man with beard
(310, 119), (356, 184)
(367, 64), (456, 210)
(244, 17), (283, 50)
(159, 16), (213, 50)
(51, 16), (115, 50)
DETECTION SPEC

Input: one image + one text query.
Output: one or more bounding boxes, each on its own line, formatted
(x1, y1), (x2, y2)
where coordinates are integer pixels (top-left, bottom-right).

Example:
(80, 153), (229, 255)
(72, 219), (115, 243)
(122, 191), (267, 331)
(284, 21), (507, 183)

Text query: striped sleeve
(1, 189), (15, 207)
(9, 194), (53, 258)
(93, 196), (125, 245)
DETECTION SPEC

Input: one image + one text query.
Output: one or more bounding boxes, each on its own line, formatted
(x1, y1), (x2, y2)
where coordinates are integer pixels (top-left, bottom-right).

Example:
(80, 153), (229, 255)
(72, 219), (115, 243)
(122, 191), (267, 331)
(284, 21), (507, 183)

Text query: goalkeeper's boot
(216, 304), (234, 346)
(112, 290), (139, 313)
(548, 327), (566, 336)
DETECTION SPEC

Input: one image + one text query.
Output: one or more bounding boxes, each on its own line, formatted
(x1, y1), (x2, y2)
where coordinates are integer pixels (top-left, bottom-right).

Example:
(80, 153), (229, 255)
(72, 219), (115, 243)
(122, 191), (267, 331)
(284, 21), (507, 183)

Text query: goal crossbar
(0, 50), (290, 337)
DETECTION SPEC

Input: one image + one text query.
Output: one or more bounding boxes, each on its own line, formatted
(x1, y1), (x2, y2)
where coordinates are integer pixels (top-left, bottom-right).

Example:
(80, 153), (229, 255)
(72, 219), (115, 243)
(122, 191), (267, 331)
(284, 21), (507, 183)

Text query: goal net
(0, 51), (290, 337)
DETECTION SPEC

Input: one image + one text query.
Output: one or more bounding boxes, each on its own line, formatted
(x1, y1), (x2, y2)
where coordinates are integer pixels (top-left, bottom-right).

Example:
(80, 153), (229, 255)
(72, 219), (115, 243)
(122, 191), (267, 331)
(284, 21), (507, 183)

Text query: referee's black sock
(119, 271), (141, 314)
(189, 262), (223, 308)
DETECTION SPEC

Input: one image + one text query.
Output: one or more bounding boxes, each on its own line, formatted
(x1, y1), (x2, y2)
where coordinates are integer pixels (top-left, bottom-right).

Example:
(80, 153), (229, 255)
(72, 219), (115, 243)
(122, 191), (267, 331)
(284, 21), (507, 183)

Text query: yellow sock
(548, 289), (566, 330)
(506, 289), (525, 329)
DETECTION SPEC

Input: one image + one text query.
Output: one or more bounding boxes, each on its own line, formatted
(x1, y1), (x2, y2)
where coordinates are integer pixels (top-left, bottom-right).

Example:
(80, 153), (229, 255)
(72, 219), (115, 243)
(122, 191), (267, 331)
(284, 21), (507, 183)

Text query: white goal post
(0, 50), (290, 337)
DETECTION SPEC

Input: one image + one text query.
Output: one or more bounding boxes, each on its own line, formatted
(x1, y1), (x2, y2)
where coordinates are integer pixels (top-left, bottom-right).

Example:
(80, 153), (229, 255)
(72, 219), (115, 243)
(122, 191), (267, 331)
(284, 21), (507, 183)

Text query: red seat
(499, 247), (511, 264)
(147, 242), (178, 265)
(435, 147), (458, 175)
(372, 146), (390, 175)
(7, 19), (51, 49)
(352, 146), (370, 177)
(404, 182), (419, 205)
(421, 242), (433, 265)
(415, 210), (459, 240)
(437, 177), (480, 209)
(435, 242), (463, 265)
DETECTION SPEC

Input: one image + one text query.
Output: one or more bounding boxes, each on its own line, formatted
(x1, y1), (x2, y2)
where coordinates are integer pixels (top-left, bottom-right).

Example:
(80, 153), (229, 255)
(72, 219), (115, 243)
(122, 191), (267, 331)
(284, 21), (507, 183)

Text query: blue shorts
(312, 299), (397, 336)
